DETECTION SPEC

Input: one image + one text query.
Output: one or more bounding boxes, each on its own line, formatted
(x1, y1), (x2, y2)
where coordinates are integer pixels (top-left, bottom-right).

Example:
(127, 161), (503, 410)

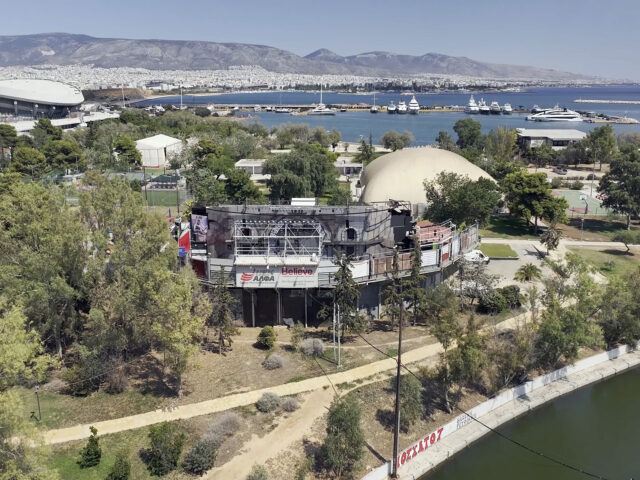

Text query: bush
(104, 357), (128, 394)
(301, 338), (325, 357)
(294, 457), (313, 480)
(262, 354), (283, 370)
(290, 323), (306, 350)
(203, 412), (241, 450)
(78, 426), (101, 468)
(550, 177), (563, 189)
(570, 180), (584, 190)
(247, 464), (269, 480)
(256, 326), (277, 350)
(256, 392), (280, 413)
(144, 422), (185, 476)
(478, 291), (507, 315)
(320, 396), (365, 477)
(182, 439), (217, 475)
(106, 451), (131, 480)
(281, 397), (300, 412)
(389, 375), (423, 432)
(586, 173), (596, 180)
(497, 285), (522, 309)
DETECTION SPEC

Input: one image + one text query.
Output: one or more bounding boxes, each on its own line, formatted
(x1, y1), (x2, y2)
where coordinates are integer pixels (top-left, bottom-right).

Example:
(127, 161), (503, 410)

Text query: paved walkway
(482, 238), (625, 248)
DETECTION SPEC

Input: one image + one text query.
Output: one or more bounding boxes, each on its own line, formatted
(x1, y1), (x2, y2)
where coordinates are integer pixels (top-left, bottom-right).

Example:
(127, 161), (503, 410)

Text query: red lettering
(424, 436), (430, 448)
(400, 452), (407, 464)
(430, 433), (436, 444)
(411, 445), (418, 458)
(437, 427), (444, 441)
(418, 441), (424, 453)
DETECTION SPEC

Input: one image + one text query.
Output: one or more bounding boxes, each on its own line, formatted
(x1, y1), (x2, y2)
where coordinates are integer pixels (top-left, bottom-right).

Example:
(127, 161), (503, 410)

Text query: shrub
(256, 392), (280, 413)
(550, 177), (563, 189)
(203, 412), (241, 450)
(104, 358), (128, 394)
(497, 285), (522, 309)
(78, 426), (101, 468)
(570, 180), (584, 190)
(256, 326), (277, 350)
(247, 464), (269, 480)
(320, 395), (365, 477)
(586, 173), (596, 180)
(281, 397), (300, 412)
(294, 457), (313, 480)
(106, 451), (131, 480)
(144, 422), (185, 476)
(262, 354), (283, 370)
(182, 439), (217, 475)
(478, 291), (507, 315)
(301, 338), (325, 357)
(290, 323), (306, 350)
(389, 375), (423, 432)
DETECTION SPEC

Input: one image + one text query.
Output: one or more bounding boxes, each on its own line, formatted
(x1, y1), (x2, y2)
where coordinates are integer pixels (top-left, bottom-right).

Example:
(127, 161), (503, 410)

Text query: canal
(422, 367), (640, 480)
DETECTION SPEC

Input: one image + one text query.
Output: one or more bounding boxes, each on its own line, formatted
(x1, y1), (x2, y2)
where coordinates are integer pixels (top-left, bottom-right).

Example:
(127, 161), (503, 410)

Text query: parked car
(553, 167), (568, 175)
(463, 249), (490, 264)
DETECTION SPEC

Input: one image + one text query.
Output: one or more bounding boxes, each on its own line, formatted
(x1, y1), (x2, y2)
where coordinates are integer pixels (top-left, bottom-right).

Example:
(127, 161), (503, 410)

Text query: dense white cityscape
(0, 63), (602, 93)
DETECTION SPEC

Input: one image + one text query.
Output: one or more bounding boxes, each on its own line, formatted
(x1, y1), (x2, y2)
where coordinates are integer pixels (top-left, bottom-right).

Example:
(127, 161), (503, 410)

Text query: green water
(422, 367), (640, 480)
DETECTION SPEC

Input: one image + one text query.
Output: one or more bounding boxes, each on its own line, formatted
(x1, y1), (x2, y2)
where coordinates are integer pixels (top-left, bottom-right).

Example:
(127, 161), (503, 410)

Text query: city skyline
(2, 0), (640, 80)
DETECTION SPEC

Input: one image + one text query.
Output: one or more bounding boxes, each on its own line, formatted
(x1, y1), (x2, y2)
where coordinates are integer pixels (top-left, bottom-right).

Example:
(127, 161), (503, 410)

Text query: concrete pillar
(276, 289), (281, 325)
(304, 289), (308, 328)
(251, 290), (256, 328)
(13, 100), (17, 115)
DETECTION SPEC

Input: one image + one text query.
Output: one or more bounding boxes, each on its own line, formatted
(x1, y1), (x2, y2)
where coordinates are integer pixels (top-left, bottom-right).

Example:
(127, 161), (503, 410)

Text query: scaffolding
(233, 219), (323, 261)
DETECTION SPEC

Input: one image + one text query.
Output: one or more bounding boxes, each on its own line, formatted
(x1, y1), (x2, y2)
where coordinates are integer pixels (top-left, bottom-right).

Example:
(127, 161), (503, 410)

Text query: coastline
(361, 342), (640, 480)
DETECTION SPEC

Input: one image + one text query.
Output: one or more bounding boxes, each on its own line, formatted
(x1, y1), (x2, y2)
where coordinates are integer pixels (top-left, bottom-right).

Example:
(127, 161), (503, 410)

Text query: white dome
(360, 146), (495, 205)
(0, 79), (84, 106)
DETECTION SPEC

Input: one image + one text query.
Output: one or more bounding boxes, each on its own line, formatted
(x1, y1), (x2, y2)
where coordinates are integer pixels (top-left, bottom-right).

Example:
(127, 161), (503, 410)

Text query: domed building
(0, 79), (84, 118)
(359, 146), (495, 206)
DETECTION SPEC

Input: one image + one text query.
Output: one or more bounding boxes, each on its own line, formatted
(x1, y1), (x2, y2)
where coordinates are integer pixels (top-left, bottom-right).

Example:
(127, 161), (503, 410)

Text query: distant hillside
(0, 33), (591, 81)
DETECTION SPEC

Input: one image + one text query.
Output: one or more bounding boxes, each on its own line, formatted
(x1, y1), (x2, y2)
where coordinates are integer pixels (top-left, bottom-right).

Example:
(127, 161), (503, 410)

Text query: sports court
(552, 189), (612, 216)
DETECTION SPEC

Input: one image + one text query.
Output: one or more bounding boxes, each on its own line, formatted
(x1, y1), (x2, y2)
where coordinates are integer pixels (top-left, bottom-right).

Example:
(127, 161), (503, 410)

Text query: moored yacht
(465, 95), (479, 114)
(397, 100), (408, 114)
(408, 95), (420, 114)
(478, 98), (490, 114)
(370, 92), (379, 113)
(531, 104), (544, 114)
(502, 103), (513, 114)
(489, 101), (502, 114)
(387, 101), (397, 114)
(308, 86), (336, 115)
(526, 107), (582, 122)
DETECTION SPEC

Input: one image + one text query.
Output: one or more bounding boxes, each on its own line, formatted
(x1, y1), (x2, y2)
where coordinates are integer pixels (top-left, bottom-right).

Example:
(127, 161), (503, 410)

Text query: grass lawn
(479, 243), (518, 258)
(568, 247), (640, 279)
(479, 216), (538, 240)
(143, 189), (185, 208)
(563, 216), (638, 241)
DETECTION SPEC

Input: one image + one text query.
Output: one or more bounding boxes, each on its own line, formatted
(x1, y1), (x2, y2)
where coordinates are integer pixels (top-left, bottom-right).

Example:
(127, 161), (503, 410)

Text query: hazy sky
(3, 0), (640, 79)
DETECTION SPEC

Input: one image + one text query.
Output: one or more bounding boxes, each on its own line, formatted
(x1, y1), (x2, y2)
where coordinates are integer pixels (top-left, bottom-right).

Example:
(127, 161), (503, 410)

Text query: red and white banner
(235, 266), (318, 288)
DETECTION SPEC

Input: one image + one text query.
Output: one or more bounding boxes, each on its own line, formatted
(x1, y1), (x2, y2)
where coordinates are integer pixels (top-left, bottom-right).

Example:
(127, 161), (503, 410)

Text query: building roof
(235, 159), (266, 167)
(136, 134), (182, 149)
(360, 147), (495, 205)
(516, 128), (587, 141)
(0, 79), (84, 106)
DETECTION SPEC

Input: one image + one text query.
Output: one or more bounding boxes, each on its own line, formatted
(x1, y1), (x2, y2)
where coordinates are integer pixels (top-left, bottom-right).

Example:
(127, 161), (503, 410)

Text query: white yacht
(478, 98), (490, 115)
(274, 107), (291, 113)
(526, 107), (583, 122)
(253, 105), (262, 112)
(397, 100), (408, 114)
(489, 101), (502, 114)
(370, 92), (379, 113)
(502, 103), (513, 114)
(309, 86), (336, 115)
(531, 104), (544, 114)
(387, 101), (397, 114)
(408, 95), (420, 114)
(465, 95), (479, 114)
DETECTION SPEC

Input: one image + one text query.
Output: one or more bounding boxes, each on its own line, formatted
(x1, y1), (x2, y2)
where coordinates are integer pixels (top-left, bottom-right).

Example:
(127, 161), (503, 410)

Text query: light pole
(32, 384), (42, 422)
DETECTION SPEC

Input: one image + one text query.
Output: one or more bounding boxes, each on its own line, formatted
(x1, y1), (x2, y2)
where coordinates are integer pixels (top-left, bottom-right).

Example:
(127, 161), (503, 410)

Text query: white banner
(235, 266), (318, 288)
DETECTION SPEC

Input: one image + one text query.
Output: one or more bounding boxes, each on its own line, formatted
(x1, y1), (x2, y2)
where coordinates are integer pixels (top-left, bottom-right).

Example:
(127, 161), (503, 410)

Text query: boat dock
(574, 99), (640, 105)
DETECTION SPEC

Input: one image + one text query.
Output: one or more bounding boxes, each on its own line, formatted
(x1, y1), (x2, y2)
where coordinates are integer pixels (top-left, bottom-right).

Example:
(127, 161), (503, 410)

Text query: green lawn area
(143, 189), (186, 208)
(479, 243), (518, 258)
(479, 216), (538, 240)
(568, 247), (640, 279)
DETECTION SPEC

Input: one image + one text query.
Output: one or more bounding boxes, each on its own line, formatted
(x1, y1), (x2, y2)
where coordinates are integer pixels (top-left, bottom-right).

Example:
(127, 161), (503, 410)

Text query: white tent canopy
(136, 134), (183, 168)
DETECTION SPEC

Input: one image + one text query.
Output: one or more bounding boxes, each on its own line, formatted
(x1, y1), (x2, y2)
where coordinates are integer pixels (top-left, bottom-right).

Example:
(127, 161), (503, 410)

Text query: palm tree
(514, 263), (542, 282)
(540, 222), (563, 254)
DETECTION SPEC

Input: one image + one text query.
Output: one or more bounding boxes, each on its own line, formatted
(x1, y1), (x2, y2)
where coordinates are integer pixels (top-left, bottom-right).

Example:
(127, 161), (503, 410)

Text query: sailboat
(370, 92), (379, 113)
(274, 92), (291, 113)
(309, 85), (336, 115)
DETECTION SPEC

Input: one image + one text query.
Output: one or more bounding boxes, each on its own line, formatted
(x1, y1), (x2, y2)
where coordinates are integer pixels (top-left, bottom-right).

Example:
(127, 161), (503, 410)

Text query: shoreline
(361, 342), (640, 480)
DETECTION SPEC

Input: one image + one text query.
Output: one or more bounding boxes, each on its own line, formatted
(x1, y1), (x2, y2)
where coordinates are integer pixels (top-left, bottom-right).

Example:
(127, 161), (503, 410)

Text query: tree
(114, 135), (141, 166)
(78, 426), (102, 468)
(484, 127), (517, 164)
(106, 451), (131, 480)
(389, 374), (423, 432)
(514, 263), (542, 282)
(502, 171), (568, 232)
(556, 141), (587, 168)
(0, 124), (18, 165)
(209, 269), (239, 353)
(326, 184), (352, 206)
(540, 222), (563, 254)
(7, 146), (47, 178)
(528, 142), (557, 170)
(333, 252), (364, 337)
(32, 118), (63, 148)
(598, 270), (640, 348)
(612, 230), (640, 254)
(435, 130), (457, 151)
(328, 128), (342, 150)
(194, 106), (211, 117)
(599, 144), (640, 229)
(383, 250), (405, 330)
(182, 439), (217, 475)
(380, 130), (413, 151)
(145, 423), (185, 476)
(585, 124), (617, 171)
(311, 126), (331, 147)
(453, 118), (482, 150)
(256, 326), (277, 350)
(450, 315), (486, 388)
(423, 172), (500, 227)
(485, 322), (535, 393)
(405, 236), (426, 325)
(355, 137), (375, 165)
(457, 259), (498, 309)
(224, 168), (264, 204)
(321, 395), (365, 478)
(43, 138), (86, 171)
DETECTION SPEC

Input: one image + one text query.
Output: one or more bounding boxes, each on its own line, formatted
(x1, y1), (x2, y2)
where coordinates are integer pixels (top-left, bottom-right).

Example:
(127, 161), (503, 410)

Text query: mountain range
(0, 33), (590, 81)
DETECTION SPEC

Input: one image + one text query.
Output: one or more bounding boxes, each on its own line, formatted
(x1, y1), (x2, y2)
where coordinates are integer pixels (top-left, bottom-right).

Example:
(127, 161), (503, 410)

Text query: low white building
(516, 128), (586, 151)
(136, 134), (183, 168)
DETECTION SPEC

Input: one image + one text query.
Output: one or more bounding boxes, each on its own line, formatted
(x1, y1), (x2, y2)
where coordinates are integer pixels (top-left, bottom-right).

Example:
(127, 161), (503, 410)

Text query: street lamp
(31, 384), (42, 422)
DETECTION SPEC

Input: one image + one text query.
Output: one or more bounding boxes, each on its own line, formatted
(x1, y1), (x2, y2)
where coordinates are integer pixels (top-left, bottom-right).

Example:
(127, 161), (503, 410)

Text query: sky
(3, 0), (640, 80)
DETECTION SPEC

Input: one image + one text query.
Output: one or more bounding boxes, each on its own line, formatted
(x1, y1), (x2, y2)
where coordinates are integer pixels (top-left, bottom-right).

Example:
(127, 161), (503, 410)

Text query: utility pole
(337, 304), (342, 367)
(391, 280), (404, 477)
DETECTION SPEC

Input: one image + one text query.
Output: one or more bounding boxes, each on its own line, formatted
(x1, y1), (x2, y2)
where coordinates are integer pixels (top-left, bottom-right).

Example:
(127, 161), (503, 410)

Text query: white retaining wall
(361, 342), (640, 480)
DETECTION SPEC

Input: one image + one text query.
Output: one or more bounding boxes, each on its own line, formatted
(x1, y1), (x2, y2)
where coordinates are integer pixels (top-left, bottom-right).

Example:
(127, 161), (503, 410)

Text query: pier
(574, 98), (640, 105)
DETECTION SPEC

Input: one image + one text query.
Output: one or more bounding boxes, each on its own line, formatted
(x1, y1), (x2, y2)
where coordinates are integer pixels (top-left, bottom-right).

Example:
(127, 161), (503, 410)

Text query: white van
(463, 249), (490, 264)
